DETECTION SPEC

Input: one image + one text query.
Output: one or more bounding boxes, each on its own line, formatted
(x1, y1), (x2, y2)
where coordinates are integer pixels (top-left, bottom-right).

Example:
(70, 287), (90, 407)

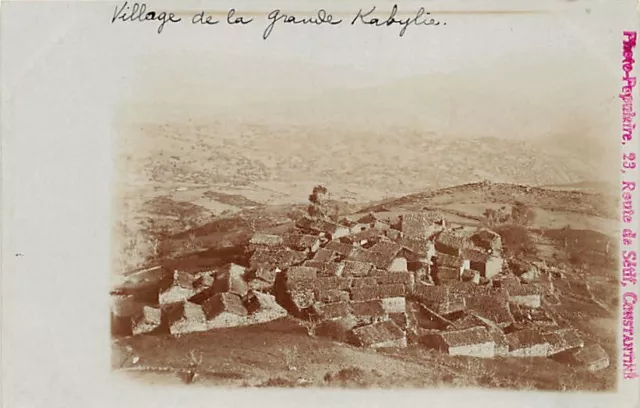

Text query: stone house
(434, 252), (470, 282)
(202, 292), (249, 329)
(248, 233), (284, 252)
(435, 296), (466, 317)
(249, 248), (307, 279)
(356, 212), (380, 225)
(389, 312), (411, 330)
(193, 272), (215, 290)
(461, 269), (480, 284)
(400, 212), (444, 241)
(492, 275), (521, 291)
(385, 229), (403, 241)
(279, 266), (319, 291)
(314, 288), (350, 304)
(349, 320), (407, 349)
(323, 241), (354, 258)
(159, 270), (197, 306)
(452, 312), (509, 356)
(509, 259), (541, 282)
(350, 284), (405, 302)
(434, 231), (468, 257)
(164, 301), (208, 335)
(131, 305), (162, 335)
(380, 296), (406, 314)
(312, 248), (339, 263)
(314, 276), (353, 291)
(311, 301), (352, 321)
(244, 290), (288, 324)
(282, 233), (321, 253)
(463, 248), (503, 279)
(351, 277), (378, 287)
(346, 241), (411, 272)
(303, 261), (345, 278)
(506, 328), (551, 357)
(413, 284), (450, 308)
(543, 328), (584, 356)
(111, 294), (142, 336)
(377, 283), (406, 299)
(295, 216), (350, 240)
(509, 303), (556, 327)
(570, 344), (609, 372)
(341, 260), (375, 277)
(466, 292), (515, 329)
(212, 263), (249, 297)
(371, 270), (415, 294)
(350, 300), (388, 325)
(285, 290), (316, 317)
(111, 294), (142, 318)
(421, 327), (495, 358)
(341, 228), (388, 248)
(400, 238), (436, 262)
(507, 284), (543, 308)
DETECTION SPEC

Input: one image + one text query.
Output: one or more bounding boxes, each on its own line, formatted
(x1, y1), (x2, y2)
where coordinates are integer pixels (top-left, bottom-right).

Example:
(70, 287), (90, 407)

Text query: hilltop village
(112, 209), (609, 372)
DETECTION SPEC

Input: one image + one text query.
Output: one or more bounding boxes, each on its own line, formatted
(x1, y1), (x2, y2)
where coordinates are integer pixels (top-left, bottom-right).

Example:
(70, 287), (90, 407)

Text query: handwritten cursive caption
(620, 30), (638, 381)
(110, 2), (447, 38)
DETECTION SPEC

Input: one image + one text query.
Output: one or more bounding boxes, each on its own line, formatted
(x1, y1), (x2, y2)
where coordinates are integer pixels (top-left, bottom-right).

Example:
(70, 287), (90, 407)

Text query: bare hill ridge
(118, 122), (615, 207)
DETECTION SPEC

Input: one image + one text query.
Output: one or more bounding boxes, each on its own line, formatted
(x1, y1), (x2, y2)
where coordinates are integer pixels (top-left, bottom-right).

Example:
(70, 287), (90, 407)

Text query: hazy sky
(3, 0), (634, 141)
(97, 0), (630, 121)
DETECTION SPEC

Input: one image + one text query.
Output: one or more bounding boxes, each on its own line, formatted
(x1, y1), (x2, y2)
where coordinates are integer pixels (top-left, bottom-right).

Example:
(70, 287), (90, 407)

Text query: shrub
(494, 224), (538, 258)
(511, 201), (536, 226)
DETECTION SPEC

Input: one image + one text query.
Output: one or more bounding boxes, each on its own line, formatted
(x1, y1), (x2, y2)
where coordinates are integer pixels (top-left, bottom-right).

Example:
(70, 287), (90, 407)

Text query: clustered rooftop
(111, 210), (609, 372)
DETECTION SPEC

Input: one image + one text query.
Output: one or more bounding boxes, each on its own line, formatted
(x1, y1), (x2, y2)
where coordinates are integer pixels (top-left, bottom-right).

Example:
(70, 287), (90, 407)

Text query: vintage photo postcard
(2, 0), (639, 407)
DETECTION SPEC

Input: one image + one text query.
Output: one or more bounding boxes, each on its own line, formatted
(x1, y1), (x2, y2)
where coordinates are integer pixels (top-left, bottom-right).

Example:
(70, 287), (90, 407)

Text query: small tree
(482, 206), (511, 227)
(307, 185), (332, 220)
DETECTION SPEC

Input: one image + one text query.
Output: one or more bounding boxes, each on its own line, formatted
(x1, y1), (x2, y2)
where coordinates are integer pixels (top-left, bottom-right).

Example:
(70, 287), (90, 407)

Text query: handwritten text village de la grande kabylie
(111, 2), (447, 39)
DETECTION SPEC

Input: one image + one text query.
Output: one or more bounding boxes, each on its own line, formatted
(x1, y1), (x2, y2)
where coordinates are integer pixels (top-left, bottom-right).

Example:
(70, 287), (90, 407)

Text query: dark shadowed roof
(401, 212), (441, 240)
(285, 266), (319, 280)
(296, 216), (346, 235)
(341, 260), (374, 277)
(435, 230), (469, 251)
(399, 237), (434, 257)
(367, 241), (404, 269)
(506, 328), (548, 350)
(282, 233), (320, 251)
(324, 241), (354, 257)
(313, 301), (351, 320)
(249, 248), (307, 270)
(462, 248), (490, 263)
(347, 247), (379, 265)
(466, 292), (515, 327)
(357, 213), (379, 224)
(350, 300), (386, 317)
(543, 328), (584, 354)
(436, 252), (465, 268)
(470, 229), (502, 251)
(313, 248), (338, 263)
(350, 320), (405, 346)
(202, 292), (247, 319)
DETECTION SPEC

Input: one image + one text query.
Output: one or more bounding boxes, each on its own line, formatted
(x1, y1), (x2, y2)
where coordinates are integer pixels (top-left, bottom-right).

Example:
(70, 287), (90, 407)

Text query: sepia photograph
(107, 1), (630, 392)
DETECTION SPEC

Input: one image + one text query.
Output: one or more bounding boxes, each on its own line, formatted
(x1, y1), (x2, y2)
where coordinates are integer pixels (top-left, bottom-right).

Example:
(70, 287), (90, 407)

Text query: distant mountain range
(117, 57), (619, 203)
